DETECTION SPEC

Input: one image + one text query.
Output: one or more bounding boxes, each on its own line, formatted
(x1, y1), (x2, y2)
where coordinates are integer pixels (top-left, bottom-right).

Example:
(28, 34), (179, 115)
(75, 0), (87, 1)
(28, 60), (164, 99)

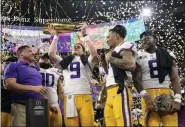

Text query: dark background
(1, 0), (185, 77)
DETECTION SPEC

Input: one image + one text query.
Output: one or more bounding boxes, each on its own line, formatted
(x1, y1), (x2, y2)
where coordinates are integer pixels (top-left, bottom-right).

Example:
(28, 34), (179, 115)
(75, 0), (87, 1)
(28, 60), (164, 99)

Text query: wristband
(174, 98), (182, 103)
(140, 90), (148, 98)
(53, 35), (59, 40)
(83, 34), (88, 37)
(84, 35), (90, 42)
(174, 94), (182, 99)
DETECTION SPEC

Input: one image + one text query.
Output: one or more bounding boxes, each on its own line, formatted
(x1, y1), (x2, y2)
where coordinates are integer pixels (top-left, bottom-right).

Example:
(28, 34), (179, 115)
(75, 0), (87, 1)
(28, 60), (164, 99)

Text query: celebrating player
(100, 25), (137, 126)
(48, 22), (98, 126)
(134, 31), (181, 126)
(38, 53), (63, 127)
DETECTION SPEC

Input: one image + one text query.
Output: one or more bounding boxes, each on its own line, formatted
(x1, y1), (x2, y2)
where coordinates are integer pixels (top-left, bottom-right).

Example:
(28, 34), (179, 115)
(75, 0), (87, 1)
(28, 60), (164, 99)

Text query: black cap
(40, 53), (50, 59)
(109, 25), (127, 38)
(140, 30), (156, 39)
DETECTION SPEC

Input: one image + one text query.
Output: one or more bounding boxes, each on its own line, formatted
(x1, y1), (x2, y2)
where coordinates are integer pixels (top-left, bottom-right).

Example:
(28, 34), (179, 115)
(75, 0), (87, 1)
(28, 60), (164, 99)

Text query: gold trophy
(43, 22), (80, 34)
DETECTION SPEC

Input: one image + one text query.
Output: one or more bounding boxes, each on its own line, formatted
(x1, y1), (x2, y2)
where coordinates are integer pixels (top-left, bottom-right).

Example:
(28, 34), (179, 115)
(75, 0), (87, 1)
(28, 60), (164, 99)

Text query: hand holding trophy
(75, 22), (88, 36)
(44, 22), (81, 34)
(48, 24), (58, 36)
(44, 22), (88, 35)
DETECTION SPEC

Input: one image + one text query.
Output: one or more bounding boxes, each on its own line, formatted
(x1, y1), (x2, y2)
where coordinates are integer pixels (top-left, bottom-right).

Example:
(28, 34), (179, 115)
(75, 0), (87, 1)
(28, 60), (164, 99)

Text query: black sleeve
(59, 55), (74, 69)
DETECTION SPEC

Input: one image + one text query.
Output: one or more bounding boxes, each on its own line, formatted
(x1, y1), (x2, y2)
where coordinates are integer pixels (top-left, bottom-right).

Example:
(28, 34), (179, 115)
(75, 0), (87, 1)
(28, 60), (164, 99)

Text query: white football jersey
(137, 50), (172, 89)
(63, 55), (95, 95)
(106, 41), (137, 87)
(40, 68), (61, 107)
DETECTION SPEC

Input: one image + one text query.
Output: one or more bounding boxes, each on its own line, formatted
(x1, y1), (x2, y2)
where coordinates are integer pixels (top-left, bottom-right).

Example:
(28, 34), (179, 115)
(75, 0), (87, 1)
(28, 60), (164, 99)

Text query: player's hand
(105, 51), (112, 62)
(171, 101), (181, 112)
(48, 24), (58, 36)
(32, 86), (48, 96)
(49, 105), (58, 114)
(144, 95), (157, 111)
(76, 22), (88, 36)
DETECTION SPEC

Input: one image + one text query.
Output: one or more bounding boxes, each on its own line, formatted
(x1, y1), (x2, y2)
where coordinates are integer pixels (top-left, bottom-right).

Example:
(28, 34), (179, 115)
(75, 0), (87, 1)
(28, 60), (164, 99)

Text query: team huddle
(3, 22), (182, 127)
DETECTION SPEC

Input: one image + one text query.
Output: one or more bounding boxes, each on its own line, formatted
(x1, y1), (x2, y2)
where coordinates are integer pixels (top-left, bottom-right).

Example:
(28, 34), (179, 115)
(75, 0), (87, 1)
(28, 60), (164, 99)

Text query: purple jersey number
(40, 72), (55, 87)
(70, 62), (80, 79)
(148, 60), (159, 78)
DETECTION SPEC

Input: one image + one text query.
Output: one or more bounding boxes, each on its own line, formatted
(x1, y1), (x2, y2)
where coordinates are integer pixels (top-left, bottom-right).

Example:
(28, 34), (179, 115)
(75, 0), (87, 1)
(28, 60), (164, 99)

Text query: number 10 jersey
(40, 68), (61, 107)
(136, 51), (170, 89)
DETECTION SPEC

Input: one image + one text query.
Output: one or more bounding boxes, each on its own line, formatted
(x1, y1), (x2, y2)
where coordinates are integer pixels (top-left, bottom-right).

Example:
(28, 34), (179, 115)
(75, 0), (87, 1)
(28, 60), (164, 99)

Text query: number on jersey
(41, 73), (55, 87)
(70, 62), (80, 79)
(148, 60), (159, 78)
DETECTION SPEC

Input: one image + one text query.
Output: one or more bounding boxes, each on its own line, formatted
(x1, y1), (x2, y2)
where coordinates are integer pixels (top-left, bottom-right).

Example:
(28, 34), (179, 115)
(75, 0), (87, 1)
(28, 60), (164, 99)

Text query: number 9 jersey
(136, 50), (172, 89)
(40, 68), (62, 107)
(62, 56), (94, 95)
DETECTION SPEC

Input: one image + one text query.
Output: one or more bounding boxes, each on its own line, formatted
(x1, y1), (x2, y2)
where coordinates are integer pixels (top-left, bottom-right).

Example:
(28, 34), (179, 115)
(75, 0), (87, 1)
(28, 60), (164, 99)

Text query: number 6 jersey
(136, 50), (171, 89)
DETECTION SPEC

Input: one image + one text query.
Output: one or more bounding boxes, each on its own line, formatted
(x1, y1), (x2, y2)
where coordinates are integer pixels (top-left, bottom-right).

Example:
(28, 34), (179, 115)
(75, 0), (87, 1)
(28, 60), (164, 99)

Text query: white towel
(66, 95), (78, 118)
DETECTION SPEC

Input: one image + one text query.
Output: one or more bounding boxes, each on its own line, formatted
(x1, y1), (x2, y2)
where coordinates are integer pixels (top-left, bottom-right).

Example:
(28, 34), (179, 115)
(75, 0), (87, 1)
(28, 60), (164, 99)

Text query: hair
(17, 45), (30, 57)
(75, 43), (85, 52)
(40, 53), (50, 59)
(140, 30), (156, 40)
(109, 25), (127, 39)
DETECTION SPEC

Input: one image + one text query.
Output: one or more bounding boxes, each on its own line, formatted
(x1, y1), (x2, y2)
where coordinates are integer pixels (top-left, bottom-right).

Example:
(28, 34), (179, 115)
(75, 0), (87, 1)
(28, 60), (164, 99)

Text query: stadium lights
(141, 8), (152, 17)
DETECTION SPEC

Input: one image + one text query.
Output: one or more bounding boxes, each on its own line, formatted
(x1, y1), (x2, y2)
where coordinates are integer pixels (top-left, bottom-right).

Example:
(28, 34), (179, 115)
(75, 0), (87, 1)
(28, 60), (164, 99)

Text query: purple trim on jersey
(4, 61), (43, 101)
(130, 43), (134, 49)
(125, 87), (132, 125)
(121, 88), (131, 126)
(121, 92), (127, 126)
(178, 105), (185, 127)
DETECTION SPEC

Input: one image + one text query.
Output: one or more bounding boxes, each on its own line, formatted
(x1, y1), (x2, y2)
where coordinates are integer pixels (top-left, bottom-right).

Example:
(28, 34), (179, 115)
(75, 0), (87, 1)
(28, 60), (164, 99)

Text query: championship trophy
(43, 22), (80, 34)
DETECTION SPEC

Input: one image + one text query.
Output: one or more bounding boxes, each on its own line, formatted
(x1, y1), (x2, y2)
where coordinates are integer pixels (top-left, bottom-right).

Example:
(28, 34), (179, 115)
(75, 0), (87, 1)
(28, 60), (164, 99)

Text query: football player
(48, 22), (98, 126)
(133, 31), (181, 126)
(38, 53), (63, 127)
(100, 25), (137, 126)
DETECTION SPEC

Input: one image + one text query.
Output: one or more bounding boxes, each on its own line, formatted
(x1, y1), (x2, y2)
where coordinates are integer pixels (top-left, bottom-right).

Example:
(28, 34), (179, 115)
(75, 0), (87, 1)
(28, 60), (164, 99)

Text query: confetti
(1, 0), (185, 77)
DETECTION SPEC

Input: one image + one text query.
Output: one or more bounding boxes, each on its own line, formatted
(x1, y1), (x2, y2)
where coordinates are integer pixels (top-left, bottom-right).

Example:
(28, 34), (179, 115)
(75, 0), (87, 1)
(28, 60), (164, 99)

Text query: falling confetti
(1, 0), (185, 77)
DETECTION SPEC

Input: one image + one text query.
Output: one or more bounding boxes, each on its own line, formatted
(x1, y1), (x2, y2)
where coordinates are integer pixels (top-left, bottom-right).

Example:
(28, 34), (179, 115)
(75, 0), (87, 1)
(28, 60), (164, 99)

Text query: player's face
(107, 31), (118, 48)
(39, 58), (51, 64)
(39, 58), (52, 69)
(141, 35), (156, 50)
(73, 44), (84, 55)
(21, 47), (35, 62)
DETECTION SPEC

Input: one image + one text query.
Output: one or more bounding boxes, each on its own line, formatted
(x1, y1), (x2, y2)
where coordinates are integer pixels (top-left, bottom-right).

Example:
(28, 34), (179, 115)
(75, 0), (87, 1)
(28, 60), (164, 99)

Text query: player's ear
(116, 33), (119, 40)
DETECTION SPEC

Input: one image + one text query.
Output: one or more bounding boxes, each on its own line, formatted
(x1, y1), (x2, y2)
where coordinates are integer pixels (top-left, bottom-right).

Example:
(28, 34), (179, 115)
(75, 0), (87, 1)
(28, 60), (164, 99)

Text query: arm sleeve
(119, 41), (137, 55)
(4, 62), (18, 79)
(88, 55), (96, 68)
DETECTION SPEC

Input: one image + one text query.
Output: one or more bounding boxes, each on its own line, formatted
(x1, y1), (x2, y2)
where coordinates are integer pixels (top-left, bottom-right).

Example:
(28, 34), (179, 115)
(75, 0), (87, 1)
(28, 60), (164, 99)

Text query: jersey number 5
(148, 60), (159, 78)
(40, 73), (55, 87)
(70, 62), (80, 79)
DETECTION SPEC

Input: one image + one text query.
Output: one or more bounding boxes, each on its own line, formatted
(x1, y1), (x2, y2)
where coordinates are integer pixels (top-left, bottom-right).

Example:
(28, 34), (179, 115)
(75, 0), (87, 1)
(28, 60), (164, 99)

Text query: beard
(39, 62), (52, 69)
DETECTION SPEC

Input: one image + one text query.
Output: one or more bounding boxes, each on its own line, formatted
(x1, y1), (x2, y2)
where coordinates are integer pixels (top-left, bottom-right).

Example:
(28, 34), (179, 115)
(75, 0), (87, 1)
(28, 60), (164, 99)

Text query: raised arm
(79, 22), (98, 63)
(48, 25), (63, 64)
